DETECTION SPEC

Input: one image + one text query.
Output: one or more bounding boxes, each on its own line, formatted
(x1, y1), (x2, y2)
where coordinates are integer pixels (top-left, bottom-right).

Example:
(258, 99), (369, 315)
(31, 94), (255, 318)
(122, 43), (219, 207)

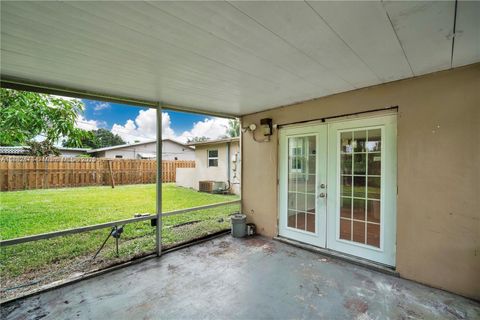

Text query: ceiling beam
(0, 76), (238, 119)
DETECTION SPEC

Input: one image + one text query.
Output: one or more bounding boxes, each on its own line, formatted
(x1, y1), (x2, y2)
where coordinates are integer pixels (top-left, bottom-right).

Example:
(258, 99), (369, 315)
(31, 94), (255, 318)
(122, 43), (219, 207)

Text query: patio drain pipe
(156, 103), (163, 256)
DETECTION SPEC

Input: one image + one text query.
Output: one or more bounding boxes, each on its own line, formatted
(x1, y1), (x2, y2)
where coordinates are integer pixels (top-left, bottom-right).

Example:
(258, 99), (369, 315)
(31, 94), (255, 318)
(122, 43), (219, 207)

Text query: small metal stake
(92, 225), (124, 260)
(93, 227), (114, 260)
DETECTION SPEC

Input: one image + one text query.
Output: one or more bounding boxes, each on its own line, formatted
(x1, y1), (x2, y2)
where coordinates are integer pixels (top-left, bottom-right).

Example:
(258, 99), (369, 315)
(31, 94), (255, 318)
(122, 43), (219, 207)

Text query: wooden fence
(0, 156), (195, 191)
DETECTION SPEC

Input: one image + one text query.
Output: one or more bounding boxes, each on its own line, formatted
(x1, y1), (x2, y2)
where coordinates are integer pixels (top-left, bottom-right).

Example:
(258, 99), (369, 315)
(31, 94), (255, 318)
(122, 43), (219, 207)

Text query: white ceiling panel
(383, 0), (455, 76)
(1, 1), (476, 116)
(306, 1), (413, 82)
(152, 1), (353, 95)
(453, 0), (480, 67)
(230, 1), (380, 88)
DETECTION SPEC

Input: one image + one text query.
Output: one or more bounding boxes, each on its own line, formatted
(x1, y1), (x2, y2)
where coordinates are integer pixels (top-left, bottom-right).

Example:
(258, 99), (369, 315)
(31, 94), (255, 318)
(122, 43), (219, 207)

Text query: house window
(207, 149), (218, 167)
(115, 155), (123, 159)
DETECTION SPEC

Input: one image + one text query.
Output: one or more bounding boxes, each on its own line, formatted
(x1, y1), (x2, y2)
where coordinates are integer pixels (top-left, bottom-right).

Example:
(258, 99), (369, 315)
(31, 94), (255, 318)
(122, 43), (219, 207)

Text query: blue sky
(82, 100), (205, 133)
(79, 99), (230, 143)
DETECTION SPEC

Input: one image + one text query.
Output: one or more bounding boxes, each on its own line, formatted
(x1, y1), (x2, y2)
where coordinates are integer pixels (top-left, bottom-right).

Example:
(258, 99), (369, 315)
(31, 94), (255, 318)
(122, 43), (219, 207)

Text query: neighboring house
(0, 146), (88, 157)
(176, 137), (240, 195)
(87, 139), (195, 160)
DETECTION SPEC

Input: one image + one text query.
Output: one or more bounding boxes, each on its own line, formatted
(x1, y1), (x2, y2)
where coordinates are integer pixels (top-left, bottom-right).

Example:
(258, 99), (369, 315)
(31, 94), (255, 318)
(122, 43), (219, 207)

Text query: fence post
(108, 160), (115, 188)
(7, 157), (12, 191)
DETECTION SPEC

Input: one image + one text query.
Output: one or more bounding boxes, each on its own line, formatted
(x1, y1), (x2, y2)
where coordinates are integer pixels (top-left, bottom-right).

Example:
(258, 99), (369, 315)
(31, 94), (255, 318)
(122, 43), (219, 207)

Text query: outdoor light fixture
(242, 123), (257, 133)
(242, 120), (275, 143)
(260, 118), (273, 136)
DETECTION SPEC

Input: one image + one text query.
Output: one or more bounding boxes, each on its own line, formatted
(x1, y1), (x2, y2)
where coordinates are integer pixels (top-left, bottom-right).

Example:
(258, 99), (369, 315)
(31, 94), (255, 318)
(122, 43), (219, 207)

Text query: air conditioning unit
(199, 180), (214, 193)
(212, 181), (227, 193)
(199, 181), (227, 193)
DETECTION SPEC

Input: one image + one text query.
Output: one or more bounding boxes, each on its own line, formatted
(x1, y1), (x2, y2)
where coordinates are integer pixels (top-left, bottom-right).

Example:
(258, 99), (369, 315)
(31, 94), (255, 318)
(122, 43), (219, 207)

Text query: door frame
(277, 113), (397, 267)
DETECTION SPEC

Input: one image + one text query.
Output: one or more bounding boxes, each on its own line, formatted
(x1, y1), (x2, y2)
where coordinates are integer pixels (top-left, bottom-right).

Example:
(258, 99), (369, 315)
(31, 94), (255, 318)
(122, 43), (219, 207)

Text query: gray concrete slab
(2, 235), (479, 320)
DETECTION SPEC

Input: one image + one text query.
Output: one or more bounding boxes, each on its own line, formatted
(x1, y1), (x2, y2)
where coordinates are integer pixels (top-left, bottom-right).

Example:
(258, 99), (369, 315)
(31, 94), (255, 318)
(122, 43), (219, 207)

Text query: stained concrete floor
(2, 235), (479, 320)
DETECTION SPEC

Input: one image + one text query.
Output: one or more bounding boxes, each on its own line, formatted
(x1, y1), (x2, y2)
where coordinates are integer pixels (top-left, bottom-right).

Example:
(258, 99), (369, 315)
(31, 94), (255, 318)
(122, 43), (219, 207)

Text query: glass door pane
(287, 136), (316, 233)
(339, 129), (381, 248)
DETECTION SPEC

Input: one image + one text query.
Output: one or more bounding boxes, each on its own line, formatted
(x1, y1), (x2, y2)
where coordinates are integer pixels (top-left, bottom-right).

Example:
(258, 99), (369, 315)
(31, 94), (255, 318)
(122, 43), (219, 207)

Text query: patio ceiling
(1, 1), (479, 116)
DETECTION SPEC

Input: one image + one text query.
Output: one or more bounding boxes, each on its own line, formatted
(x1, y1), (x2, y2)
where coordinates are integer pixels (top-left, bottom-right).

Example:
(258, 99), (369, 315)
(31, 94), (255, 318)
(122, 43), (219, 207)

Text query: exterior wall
(176, 141), (241, 194)
(175, 168), (196, 189)
(95, 141), (194, 160)
(103, 142), (157, 159)
(241, 64), (480, 300)
(162, 141), (195, 161)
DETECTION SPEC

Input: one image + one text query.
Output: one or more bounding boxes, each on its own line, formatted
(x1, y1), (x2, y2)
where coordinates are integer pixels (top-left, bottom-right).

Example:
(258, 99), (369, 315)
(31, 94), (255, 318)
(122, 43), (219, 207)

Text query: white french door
(279, 125), (327, 247)
(279, 114), (397, 266)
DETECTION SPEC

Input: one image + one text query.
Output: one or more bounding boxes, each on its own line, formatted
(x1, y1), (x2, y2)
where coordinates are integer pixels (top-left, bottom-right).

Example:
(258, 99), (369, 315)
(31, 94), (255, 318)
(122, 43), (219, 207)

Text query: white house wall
(162, 141), (195, 161)
(176, 141), (240, 194)
(95, 141), (194, 160)
(59, 150), (87, 158)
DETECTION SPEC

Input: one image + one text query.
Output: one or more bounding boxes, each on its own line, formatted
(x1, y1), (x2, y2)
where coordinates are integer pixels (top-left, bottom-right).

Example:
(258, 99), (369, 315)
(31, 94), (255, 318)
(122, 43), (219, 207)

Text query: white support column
(156, 104), (163, 256)
(239, 117), (244, 214)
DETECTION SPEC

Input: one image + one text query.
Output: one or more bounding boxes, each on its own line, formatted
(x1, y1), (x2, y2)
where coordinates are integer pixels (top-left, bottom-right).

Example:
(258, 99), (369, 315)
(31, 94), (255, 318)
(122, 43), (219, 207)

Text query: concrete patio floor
(2, 235), (479, 320)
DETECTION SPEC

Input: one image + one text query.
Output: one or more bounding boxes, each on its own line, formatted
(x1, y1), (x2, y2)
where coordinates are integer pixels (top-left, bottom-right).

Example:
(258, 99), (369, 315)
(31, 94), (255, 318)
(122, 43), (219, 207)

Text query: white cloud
(48, 95), (104, 131)
(93, 102), (111, 112)
(110, 109), (229, 144)
(177, 117), (229, 143)
(52, 95), (79, 101)
(111, 109), (175, 143)
(76, 115), (104, 131)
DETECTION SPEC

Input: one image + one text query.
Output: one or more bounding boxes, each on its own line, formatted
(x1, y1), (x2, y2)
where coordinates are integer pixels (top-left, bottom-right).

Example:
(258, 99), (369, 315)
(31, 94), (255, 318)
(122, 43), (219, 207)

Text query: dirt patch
(344, 298), (368, 314)
(286, 251), (297, 257)
(243, 237), (268, 247)
(167, 264), (179, 272)
(217, 241), (230, 249)
(397, 303), (422, 319)
(262, 243), (277, 255)
(171, 220), (201, 229)
(209, 249), (229, 257)
(242, 237), (278, 255)
(0, 300), (23, 319)
(352, 272), (376, 289)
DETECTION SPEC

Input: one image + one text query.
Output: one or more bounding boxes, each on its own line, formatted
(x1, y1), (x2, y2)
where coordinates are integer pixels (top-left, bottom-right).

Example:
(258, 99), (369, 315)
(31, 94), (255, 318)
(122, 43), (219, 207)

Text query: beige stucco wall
(241, 63), (480, 300)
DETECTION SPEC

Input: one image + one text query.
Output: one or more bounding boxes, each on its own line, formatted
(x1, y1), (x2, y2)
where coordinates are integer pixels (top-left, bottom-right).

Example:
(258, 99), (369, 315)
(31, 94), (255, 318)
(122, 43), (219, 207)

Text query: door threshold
(274, 236), (399, 277)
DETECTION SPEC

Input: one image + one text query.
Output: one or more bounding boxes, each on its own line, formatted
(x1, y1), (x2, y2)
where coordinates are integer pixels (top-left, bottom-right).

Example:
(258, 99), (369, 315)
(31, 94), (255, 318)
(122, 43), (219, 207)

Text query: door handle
(318, 192), (326, 198)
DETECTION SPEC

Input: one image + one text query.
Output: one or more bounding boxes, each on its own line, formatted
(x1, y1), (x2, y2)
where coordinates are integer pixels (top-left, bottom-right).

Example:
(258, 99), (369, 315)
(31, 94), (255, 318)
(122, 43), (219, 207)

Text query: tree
(26, 140), (60, 157)
(63, 128), (125, 149)
(0, 88), (90, 148)
(226, 119), (240, 138)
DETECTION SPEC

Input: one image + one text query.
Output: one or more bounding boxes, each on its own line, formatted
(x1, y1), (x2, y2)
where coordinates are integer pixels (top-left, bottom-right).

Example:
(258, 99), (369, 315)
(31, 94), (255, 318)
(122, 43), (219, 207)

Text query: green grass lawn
(0, 184), (239, 298)
(0, 183), (238, 239)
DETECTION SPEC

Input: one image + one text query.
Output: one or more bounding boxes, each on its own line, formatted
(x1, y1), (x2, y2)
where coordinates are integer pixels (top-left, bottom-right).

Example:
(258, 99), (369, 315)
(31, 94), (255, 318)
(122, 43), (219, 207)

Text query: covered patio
(1, 1), (479, 317)
(2, 235), (479, 319)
